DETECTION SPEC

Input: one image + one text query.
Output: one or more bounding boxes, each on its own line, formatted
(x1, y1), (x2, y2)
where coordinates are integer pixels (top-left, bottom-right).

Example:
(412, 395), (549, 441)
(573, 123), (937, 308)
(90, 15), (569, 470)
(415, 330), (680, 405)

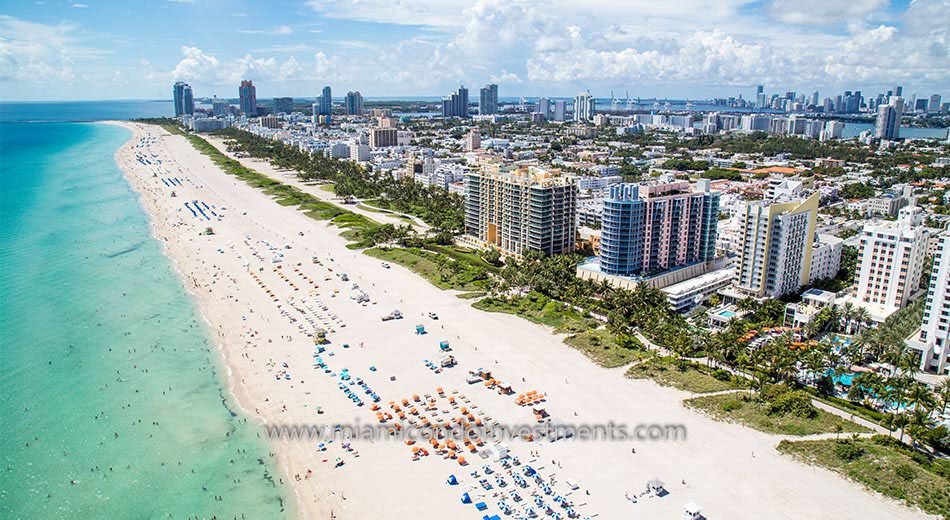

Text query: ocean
(0, 120), (289, 518)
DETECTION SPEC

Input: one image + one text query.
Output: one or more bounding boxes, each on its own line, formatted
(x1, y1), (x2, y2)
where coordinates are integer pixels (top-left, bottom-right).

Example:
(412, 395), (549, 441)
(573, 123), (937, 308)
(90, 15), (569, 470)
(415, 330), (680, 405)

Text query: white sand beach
(110, 121), (935, 520)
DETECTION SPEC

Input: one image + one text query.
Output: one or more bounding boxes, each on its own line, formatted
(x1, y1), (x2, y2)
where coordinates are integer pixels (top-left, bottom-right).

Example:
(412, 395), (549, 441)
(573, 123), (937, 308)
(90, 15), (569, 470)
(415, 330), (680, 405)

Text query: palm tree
(840, 302), (855, 333)
(937, 379), (950, 416)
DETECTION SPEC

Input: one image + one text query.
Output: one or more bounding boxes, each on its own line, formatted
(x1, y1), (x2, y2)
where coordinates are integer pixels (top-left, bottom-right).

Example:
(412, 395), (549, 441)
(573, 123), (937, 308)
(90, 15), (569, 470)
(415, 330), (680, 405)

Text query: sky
(0, 0), (948, 101)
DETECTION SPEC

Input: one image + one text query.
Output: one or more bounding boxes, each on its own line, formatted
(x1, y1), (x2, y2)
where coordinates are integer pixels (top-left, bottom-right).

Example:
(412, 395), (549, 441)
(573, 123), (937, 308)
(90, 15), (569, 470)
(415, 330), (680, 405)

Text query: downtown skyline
(1, 0), (949, 101)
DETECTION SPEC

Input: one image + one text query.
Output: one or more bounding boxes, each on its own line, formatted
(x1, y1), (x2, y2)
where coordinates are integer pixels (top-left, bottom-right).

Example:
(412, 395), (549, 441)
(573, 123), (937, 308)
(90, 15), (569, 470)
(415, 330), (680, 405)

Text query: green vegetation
(778, 436), (950, 518)
(685, 388), (869, 436)
(840, 182), (876, 199)
(662, 158), (709, 171)
(364, 247), (489, 291)
(472, 292), (599, 334)
(563, 328), (646, 368)
(626, 357), (747, 393)
(700, 167), (744, 180)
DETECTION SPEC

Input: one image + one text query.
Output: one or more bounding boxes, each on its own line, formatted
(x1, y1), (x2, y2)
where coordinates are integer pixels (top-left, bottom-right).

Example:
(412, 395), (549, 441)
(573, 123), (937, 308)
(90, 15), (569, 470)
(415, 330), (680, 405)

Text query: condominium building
(599, 180), (720, 276)
(318, 85), (332, 116)
(173, 81), (194, 116)
(464, 164), (577, 256)
(466, 129), (481, 151)
(553, 101), (567, 122)
(808, 233), (843, 283)
(735, 193), (819, 298)
(479, 84), (498, 115)
(369, 127), (398, 148)
(238, 80), (257, 116)
(852, 211), (929, 317)
(573, 90), (595, 122)
(907, 230), (950, 374)
(874, 96), (903, 140)
(442, 86), (470, 118)
(345, 91), (364, 115)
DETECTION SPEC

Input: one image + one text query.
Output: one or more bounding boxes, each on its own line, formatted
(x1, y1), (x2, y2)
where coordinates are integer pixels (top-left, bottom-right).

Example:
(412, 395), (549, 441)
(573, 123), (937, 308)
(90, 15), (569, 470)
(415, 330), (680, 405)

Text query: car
(428, 312), (438, 320)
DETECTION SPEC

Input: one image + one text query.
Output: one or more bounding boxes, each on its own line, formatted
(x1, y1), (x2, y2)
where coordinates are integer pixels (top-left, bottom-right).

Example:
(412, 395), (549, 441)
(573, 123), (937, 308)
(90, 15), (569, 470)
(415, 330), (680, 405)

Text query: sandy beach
(109, 121), (934, 520)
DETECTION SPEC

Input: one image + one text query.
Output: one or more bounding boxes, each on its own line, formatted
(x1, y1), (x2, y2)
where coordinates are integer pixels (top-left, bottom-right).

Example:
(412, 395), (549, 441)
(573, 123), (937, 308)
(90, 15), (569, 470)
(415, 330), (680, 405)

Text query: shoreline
(106, 120), (933, 520)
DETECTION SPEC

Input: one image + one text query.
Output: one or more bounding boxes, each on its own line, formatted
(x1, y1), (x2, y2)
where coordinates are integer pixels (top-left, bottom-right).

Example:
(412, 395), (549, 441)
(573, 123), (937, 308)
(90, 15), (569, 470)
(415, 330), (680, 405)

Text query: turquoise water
(0, 122), (289, 519)
(0, 100), (173, 123)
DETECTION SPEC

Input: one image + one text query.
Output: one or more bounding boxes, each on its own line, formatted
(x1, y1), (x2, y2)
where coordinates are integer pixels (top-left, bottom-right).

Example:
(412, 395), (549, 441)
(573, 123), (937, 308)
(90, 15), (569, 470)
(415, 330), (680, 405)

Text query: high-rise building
(238, 80), (257, 116)
(853, 209), (929, 317)
(907, 230), (950, 374)
(599, 180), (720, 276)
(479, 84), (498, 115)
(318, 86), (332, 116)
(536, 97), (550, 118)
(211, 97), (229, 117)
(735, 193), (819, 298)
(893, 85), (903, 97)
(173, 82), (194, 116)
(928, 94), (942, 113)
(345, 91), (364, 115)
(442, 86), (470, 118)
(369, 127), (398, 148)
(553, 100), (567, 121)
(465, 128), (481, 151)
(464, 164), (577, 256)
(875, 96), (903, 140)
(573, 90), (595, 122)
(273, 97), (293, 114)
(811, 91), (819, 107)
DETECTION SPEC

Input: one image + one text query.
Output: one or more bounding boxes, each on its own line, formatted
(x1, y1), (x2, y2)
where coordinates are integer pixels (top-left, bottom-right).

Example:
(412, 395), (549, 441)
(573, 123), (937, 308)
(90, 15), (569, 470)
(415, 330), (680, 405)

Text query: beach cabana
(446, 474), (458, 485)
(647, 478), (666, 496)
(460, 492), (472, 504)
(416, 324), (426, 335)
(684, 502), (703, 520)
(439, 340), (451, 351)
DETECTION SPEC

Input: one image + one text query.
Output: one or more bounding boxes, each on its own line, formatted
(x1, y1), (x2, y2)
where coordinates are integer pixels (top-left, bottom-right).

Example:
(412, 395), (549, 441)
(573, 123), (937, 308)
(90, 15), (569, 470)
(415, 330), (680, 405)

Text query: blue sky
(1, 0), (947, 101)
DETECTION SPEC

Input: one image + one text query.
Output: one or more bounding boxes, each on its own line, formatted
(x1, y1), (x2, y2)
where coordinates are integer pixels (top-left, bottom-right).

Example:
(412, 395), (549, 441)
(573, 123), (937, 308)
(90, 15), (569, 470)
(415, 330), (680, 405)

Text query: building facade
(464, 165), (577, 256)
(345, 91), (364, 115)
(735, 193), (819, 298)
(239, 80), (257, 116)
(369, 127), (399, 148)
(479, 84), (498, 115)
(318, 86), (332, 116)
(173, 82), (194, 117)
(907, 231), (950, 374)
(874, 96), (903, 140)
(853, 213), (929, 313)
(442, 86), (470, 118)
(599, 180), (720, 276)
(573, 90), (595, 122)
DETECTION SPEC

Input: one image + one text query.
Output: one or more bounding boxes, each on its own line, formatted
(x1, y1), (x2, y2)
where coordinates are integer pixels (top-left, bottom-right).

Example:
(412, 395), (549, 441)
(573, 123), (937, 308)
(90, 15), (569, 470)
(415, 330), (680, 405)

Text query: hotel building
(907, 230), (950, 374)
(464, 164), (577, 256)
(735, 193), (819, 298)
(599, 180), (720, 276)
(852, 208), (929, 321)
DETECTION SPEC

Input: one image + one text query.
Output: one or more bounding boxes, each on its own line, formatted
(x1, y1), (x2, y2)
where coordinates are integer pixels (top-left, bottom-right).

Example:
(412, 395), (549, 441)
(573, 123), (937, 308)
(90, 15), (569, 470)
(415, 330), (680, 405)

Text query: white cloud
(72, 3), (88, 8)
(0, 15), (108, 83)
(238, 25), (293, 36)
(170, 45), (319, 85)
(167, 0), (195, 3)
(766, 0), (888, 25)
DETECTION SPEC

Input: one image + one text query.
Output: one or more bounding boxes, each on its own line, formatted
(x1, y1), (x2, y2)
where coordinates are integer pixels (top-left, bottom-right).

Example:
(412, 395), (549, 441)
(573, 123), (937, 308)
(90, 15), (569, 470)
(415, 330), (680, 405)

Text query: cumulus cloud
(0, 15), (108, 83)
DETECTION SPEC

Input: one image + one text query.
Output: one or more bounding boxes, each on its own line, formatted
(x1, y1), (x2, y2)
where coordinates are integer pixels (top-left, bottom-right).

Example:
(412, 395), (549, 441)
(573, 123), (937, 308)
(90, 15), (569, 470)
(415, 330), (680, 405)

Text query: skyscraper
(344, 91), (364, 115)
(599, 180), (720, 276)
(928, 94), (942, 113)
(735, 194), (819, 298)
(479, 84), (498, 115)
(441, 86), (469, 118)
(907, 229), (950, 374)
(893, 85), (903, 97)
(464, 164), (577, 256)
(875, 96), (903, 140)
(173, 81), (194, 116)
(573, 90), (595, 122)
(536, 97), (550, 118)
(553, 100), (567, 121)
(318, 86), (332, 116)
(239, 80), (257, 116)
(211, 97), (229, 117)
(273, 97), (293, 114)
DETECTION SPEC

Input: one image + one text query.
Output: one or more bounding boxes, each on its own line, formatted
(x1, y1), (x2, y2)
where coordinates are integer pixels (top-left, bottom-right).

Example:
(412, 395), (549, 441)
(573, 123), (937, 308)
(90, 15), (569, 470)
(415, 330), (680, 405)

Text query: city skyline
(2, 0), (949, 101)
